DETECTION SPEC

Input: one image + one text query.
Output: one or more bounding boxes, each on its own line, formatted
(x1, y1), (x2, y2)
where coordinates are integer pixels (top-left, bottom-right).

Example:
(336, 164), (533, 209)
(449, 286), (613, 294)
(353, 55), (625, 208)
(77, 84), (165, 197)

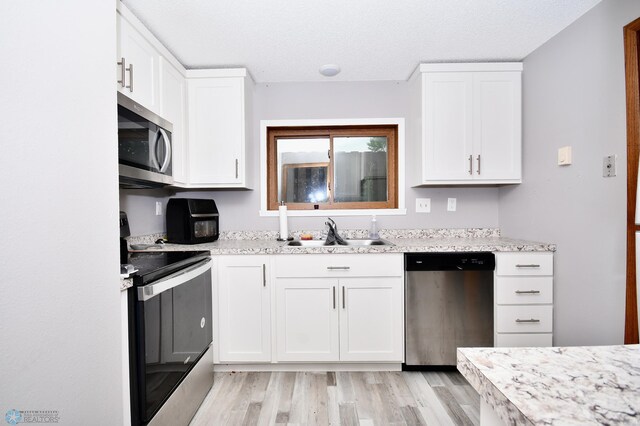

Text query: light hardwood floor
(190, 371), (479, 426)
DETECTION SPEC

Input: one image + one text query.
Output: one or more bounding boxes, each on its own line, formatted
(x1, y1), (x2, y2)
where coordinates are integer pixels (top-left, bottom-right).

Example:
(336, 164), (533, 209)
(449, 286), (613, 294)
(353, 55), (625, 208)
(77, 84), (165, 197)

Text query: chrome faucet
(325, 217), (347, 245)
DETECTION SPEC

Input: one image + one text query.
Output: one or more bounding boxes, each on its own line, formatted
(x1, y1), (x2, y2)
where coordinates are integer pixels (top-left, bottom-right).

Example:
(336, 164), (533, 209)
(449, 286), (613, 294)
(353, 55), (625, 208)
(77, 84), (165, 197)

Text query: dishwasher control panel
(405, 252), (495, 271)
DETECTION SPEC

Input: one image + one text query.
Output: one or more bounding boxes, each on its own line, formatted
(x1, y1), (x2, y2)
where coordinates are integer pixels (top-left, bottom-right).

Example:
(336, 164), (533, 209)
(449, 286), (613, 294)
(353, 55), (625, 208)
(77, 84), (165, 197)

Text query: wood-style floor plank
(190, 370), (479, 426)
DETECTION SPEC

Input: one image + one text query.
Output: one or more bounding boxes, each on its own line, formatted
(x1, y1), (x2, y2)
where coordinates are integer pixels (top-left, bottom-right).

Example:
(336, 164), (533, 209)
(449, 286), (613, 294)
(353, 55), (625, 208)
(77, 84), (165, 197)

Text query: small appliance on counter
(166, 198), (219, 244)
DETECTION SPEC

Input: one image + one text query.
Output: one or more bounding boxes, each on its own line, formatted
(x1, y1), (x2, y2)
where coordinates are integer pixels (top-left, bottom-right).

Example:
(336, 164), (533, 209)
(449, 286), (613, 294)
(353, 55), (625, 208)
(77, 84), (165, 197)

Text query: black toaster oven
(166, 198), (219, 244)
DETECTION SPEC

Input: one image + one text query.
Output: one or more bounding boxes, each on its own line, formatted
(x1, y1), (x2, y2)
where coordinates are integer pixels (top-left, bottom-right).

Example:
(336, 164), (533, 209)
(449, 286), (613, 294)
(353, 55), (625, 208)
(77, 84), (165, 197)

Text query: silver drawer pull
(327, 266), (350, 270)
(515, 290), (541, 294)
(515, 318), (541, 323)
(515, 264), (541, 268)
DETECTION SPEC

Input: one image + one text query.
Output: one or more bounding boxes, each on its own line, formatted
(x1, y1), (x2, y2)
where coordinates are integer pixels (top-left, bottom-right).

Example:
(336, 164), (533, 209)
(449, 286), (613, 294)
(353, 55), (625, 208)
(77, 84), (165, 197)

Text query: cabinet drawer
(496, 277), (553, 305)
(495, 333), (552, 347)
(274, 254), (403, 278)
(496, 305), (552, 333)
(495, 252), (553, 276)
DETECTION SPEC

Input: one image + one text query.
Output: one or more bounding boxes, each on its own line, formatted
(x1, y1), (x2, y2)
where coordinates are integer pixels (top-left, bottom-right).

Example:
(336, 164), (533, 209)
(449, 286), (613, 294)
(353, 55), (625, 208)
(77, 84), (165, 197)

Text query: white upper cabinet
(412, 63), (522, 185)
(159, 58), (187, 184)
(116, 9), (160, 113)
(186, 70), (252, 188)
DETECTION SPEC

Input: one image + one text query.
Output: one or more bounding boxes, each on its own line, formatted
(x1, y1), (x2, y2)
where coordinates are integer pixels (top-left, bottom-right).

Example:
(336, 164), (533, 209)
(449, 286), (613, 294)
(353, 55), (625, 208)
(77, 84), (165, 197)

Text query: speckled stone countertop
(127, 228), (556, 255)
(120, 277), (132, 291)
(457, 345), (640, 425)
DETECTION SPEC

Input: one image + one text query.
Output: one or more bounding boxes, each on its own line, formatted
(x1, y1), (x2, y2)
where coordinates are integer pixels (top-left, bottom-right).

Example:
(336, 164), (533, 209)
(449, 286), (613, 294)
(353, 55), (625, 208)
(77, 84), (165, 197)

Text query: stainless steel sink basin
(286, 239), (394, 247)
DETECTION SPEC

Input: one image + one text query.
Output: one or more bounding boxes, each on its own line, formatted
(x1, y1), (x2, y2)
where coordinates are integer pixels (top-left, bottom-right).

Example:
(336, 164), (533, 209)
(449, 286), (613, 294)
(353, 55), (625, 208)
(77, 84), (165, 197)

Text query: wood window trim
(624, 17), (640, 344)
(266, 125), (399, 211)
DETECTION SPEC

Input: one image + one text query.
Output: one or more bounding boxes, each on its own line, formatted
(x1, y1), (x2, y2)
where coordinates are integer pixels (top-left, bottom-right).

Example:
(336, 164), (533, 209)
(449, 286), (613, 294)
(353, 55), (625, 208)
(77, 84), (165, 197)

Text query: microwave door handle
(137, 258), (212, 302)
(149, 129), (161, 171)
(158, 128), (172, 173)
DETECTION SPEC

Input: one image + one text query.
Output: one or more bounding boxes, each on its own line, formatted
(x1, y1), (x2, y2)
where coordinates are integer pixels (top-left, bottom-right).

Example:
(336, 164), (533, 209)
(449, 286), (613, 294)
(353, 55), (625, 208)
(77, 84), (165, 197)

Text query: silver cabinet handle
(128, 63), (134, 93)
(476, 155), (481, 175)
(262, 264), (266, 287)
(515, 290), (541, 294)
(515, 318), (540, 323)
(117, 57), (128, 89)
(342, 286), (345, 309)
(468, 155), (473, 175)
(333, 286), (336, 309)
(235, 159), (239, 179)
(516, 264), (541, 268)
(327, 266), (350, 270)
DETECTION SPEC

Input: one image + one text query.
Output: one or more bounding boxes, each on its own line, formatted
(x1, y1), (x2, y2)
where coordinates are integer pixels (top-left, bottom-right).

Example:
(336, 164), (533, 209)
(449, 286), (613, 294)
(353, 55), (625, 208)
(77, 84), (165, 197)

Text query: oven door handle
(138, 258), (212, 301)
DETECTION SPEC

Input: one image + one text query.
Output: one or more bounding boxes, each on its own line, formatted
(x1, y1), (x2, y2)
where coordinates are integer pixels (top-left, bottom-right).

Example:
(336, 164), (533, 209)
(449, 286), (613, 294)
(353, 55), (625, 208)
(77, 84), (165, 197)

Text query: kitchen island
(457, 345), (640, 425)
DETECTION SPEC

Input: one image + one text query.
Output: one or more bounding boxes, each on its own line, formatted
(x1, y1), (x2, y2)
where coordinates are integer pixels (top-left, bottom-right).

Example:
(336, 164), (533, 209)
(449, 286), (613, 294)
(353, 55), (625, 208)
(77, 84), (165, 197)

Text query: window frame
(260, 118), (406, 217)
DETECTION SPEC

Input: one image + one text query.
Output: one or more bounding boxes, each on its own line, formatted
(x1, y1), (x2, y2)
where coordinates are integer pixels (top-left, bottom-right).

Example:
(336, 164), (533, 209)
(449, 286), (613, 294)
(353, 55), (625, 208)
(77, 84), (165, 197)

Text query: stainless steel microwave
(118, 92), (174, 188)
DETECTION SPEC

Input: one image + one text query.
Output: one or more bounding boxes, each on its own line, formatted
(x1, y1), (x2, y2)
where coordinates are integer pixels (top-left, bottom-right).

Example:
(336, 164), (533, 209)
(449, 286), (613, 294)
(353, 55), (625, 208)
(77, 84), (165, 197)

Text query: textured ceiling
(122, 0), (601, 83)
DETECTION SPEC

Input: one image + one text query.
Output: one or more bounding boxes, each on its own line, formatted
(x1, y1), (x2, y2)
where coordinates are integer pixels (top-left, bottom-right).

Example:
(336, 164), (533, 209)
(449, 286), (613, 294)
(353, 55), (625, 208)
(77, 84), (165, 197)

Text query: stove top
(126, 251), (210, 285)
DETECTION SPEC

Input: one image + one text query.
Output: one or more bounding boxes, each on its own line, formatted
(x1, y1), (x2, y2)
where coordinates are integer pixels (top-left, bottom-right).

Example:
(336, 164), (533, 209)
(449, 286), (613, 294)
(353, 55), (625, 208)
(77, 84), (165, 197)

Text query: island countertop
(457, 345), (640, 425)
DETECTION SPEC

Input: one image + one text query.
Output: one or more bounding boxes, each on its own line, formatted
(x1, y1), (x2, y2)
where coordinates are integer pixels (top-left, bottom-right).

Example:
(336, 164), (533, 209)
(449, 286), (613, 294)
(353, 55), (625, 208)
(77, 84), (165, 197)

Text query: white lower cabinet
(339, 278), (404, 362)
(274, 254), (404, 363)
(214, 253), (404, 365)
(494, 252), (554, 347)
(216, 255), (271, 362)
(275, 278), (339, 362)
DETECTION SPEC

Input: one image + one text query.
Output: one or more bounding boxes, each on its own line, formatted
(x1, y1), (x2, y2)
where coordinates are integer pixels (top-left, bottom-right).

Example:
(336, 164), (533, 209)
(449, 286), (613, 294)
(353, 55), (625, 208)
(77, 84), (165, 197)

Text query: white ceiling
(122, 0), (602, 83)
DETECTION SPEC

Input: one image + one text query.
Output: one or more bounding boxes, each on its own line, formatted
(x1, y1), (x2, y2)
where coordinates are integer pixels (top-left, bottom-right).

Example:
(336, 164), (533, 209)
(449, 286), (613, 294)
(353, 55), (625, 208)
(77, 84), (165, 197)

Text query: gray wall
(121, 81), (500, 234)
(499, 0), (640, 346)
(0, 1), (123, 422)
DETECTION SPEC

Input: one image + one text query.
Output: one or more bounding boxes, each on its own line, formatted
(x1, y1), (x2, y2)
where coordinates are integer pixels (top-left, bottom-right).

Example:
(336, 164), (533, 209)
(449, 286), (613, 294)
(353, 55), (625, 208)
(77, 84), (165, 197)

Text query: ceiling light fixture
(319, 64), (341, 77)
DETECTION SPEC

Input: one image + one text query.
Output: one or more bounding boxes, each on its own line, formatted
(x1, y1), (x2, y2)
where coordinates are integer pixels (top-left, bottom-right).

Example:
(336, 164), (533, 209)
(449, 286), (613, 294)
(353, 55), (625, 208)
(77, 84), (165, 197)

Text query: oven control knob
(200, 317), (206, 328)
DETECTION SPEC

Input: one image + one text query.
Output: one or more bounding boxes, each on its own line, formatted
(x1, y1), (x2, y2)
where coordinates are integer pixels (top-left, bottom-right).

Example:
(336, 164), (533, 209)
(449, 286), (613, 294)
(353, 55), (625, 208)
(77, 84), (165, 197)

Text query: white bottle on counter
(278, 202), (289, 240)
(368, 215), (379, 239)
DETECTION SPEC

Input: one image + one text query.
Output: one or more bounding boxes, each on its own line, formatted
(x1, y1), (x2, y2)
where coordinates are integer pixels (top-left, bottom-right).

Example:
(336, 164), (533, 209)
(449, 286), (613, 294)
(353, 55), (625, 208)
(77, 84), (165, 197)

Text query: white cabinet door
(159, 58), (187, 184)
(339, 278), (404, 362)
(472, 72), (521, 181)
(116, 12), (159, 112)
(423, 72), (474, 181)
(275, 278), (339, 362)
(217, 256), (270, 362)
(187, 77), (244, 185)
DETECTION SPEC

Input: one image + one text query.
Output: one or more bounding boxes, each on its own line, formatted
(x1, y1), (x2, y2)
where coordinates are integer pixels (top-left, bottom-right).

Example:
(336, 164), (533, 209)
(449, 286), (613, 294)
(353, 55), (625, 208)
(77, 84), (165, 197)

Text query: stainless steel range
(127, 250), (213, 425)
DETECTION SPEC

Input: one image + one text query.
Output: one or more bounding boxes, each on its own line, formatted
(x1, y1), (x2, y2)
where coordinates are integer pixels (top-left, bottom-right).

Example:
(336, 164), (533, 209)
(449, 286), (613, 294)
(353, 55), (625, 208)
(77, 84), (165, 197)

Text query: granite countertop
(120, 277), (132, 291)
(457, 345), (640, 425)
(127, 228), (556, 256)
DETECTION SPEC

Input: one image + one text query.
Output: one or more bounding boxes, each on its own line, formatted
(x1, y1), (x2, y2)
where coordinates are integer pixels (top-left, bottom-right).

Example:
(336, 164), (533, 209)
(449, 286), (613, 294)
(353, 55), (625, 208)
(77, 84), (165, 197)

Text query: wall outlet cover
(416, 198), (431, 213)
(447, 198), (457, 212)
(155, 201), (163, 216)
(603, 155), (617, 177)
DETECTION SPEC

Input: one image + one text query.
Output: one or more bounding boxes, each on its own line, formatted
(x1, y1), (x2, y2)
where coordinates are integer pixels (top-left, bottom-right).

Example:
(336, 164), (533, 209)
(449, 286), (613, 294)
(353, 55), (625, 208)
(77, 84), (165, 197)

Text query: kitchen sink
(286, 239), (394, 247)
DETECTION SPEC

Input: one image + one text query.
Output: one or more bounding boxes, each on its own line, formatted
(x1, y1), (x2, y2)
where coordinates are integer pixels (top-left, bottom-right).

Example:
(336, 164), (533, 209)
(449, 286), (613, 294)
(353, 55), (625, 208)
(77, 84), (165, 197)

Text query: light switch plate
(558, 146), (572, 166)
(603, 155), (617, 177)
(416, 198), (431, 213)
(447, 198), (457, 212)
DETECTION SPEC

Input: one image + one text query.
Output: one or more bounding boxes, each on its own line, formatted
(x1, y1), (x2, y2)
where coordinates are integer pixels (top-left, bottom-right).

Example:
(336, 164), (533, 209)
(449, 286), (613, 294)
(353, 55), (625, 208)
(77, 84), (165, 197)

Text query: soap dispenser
(368, 215), (379, 240)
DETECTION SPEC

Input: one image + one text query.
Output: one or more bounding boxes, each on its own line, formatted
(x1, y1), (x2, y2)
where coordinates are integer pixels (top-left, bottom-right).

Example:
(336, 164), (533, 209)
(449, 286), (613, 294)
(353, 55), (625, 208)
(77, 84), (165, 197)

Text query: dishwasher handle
(405, 252), (495, 271)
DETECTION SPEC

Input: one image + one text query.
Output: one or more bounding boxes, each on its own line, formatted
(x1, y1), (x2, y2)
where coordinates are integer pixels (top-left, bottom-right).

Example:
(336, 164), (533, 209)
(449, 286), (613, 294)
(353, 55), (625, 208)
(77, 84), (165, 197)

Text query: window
(266, 124), (399, 211)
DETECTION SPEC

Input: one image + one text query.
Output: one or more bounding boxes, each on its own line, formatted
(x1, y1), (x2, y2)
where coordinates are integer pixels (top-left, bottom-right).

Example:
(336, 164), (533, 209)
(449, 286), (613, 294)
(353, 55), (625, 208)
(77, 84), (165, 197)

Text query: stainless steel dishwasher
(404, 252), (495, 368)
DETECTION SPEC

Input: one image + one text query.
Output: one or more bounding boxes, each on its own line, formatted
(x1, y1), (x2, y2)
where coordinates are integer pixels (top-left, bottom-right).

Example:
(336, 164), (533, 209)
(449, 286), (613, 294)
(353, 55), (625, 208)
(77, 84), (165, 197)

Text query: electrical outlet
(447, 198), (457, 212)
(603, 155), (617, 177)
(155, 202), (163, 216)
(416, 198), (431, 213)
